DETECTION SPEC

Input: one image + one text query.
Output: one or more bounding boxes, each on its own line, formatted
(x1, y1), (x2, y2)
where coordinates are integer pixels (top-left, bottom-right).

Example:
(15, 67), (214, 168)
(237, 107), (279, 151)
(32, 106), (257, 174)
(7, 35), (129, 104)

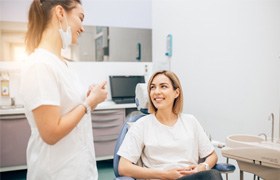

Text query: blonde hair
(25, 0), (81, 54)
(147, 70), (184, 115)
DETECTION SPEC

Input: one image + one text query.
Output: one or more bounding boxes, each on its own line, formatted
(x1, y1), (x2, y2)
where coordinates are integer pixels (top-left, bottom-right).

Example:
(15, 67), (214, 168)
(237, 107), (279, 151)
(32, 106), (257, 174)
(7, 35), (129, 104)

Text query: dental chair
(113, 83), (236, 180)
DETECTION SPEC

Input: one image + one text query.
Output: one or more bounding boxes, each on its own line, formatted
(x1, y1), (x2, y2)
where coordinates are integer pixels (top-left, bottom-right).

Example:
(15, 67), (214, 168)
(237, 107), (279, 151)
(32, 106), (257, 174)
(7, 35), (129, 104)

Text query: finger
(179, 170), (194, 176)
(188, 165), (197, 170)
(98, 81), (107, 88)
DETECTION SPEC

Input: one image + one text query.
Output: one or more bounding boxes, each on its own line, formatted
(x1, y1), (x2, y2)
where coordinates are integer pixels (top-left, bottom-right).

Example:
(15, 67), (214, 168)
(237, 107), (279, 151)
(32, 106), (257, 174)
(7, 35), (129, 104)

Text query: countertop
(0, 101), (136, 115)
(0, 108), (25, 115)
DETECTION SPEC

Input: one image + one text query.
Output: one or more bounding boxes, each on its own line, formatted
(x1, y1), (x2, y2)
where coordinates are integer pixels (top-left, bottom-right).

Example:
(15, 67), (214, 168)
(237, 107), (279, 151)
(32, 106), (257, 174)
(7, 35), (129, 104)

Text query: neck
(155, 110), (178, 126)
(39, 28), (64, 60)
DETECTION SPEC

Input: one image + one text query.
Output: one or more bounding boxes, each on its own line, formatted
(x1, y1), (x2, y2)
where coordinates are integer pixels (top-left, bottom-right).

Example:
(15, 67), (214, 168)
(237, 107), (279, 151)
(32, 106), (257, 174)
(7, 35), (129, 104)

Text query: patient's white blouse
(118, 113), (214, 170)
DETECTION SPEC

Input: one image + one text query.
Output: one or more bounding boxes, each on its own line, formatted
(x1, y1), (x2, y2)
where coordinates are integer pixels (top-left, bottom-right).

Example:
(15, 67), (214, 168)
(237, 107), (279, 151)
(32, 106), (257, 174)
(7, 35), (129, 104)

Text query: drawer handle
(0, 114), (26, 120)
(92, 110), (121, 115)
(94, 135), (118, 142)
(92, 118), (120, 122)
(93, 124), (119, 129)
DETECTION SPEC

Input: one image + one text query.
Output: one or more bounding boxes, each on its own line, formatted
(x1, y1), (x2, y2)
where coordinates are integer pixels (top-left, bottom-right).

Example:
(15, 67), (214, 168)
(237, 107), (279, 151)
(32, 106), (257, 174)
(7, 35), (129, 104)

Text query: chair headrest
(135, 83), (149, 114)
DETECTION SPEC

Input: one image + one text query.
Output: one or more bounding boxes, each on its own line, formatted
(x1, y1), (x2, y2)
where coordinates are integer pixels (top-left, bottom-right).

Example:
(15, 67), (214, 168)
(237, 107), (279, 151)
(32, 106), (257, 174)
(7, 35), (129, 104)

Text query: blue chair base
(213, 163), (236, 173)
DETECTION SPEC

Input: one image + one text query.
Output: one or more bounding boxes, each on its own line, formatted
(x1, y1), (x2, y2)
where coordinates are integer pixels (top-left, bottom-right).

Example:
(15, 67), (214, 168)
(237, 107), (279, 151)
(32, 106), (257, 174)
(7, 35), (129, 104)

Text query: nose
(80, 26), (85, 33)
(154, 87), (161, 94)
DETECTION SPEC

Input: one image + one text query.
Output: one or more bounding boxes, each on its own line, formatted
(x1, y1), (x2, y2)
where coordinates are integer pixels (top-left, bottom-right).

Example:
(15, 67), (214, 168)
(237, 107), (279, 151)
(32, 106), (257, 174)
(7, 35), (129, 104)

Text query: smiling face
(66, 3), (85, 44)
(149, 74), (179, 112)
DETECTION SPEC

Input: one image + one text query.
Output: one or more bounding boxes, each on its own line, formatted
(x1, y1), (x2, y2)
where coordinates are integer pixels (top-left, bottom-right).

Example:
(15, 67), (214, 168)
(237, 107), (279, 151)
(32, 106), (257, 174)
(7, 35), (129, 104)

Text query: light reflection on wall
(12, 44), (27, 61)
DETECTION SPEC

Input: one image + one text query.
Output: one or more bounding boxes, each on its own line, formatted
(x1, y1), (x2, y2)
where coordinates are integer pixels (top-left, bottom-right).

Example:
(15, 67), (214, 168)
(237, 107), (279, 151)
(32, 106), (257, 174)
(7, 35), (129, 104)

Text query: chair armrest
(213, 163), (236, 173)
(114, 176), (135, 180)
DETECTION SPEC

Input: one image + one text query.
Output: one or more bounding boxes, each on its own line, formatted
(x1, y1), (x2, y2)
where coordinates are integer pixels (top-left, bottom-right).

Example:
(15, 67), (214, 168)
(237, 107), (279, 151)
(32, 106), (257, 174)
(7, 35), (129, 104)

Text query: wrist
(82, 101), (91, 114)
(200, 162), (210, 171)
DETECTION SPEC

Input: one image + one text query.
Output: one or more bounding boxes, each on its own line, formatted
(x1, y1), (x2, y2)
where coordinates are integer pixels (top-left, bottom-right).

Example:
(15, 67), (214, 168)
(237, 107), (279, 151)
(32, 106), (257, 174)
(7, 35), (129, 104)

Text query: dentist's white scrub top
(118, 113), (214, 170)
(20, 48), (98, 180)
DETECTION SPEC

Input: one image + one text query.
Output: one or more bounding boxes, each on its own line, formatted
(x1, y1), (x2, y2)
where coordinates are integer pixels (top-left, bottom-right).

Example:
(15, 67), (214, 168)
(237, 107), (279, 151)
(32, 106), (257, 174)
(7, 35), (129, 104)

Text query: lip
(153, 97), (164, 103)
(154, 96), (164, 100)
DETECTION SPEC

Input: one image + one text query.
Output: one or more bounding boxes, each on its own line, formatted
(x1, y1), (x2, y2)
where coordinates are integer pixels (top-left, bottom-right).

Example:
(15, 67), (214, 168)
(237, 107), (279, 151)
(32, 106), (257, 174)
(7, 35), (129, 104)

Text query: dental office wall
(152, 0), (280, 179)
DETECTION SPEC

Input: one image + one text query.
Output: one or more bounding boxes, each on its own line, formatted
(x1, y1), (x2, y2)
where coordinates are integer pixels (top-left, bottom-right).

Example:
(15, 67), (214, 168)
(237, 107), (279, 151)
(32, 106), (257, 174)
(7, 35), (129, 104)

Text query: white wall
(69, 62), (152, 100)
(152, 0), (280, 179)
(82, 0), (152, 28)
(0, 0), (152, 28)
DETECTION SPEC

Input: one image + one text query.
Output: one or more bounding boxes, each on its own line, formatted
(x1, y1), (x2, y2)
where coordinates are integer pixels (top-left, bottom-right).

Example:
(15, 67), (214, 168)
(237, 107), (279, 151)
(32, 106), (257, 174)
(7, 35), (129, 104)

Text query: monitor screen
(109, 75), (145, 100)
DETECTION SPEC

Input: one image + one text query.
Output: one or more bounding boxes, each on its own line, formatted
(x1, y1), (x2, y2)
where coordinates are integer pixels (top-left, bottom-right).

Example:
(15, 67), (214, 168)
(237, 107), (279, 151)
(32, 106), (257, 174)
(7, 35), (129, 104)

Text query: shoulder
(128, 114), (154, 130)
(133, 114), (154, 125)
(180, 113), (201, 127)
(23, 51), (60, 75)
(180, 113), (198, 122)
(24, 53), (52, 69)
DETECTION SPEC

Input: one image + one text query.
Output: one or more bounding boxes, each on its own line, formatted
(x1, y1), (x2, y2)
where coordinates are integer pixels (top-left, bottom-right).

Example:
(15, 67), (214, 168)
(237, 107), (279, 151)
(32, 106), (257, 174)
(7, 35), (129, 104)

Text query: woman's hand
(177, 165), (198, 176)
(87, 84), (96, 97)
(163, 167), (197, 180)
(164, 168), (185, 179)
(195, 163), (207, 172)
(86, 81), (108, 108)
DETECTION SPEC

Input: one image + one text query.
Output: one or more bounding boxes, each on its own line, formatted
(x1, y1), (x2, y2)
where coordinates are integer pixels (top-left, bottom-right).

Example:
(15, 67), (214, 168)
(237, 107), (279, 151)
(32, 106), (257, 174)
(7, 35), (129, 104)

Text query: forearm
(195, 151), (218, 172)
(33, 103), (88, 145)
(55, 104), (88, 140)
(119, 158), (167, 179)
(204, 151), (218, 168)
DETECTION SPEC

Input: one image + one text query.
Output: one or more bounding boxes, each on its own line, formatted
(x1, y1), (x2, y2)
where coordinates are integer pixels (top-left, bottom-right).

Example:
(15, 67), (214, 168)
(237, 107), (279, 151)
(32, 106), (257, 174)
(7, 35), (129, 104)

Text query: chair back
(113, 83), (148, 177)
(135, 83), (149, 114)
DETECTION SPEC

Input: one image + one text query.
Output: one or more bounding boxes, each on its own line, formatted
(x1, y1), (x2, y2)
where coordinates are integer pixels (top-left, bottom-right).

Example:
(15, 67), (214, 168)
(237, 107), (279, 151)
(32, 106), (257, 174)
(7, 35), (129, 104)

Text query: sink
(0, 104), (24, 110)
(222, 134), (280, 180)
(226, 134), (264, 148)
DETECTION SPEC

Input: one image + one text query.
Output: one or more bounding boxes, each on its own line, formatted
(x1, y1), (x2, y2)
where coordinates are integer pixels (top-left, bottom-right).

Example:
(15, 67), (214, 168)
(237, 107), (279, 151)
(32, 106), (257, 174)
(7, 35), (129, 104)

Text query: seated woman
(117, 70), (222, 180)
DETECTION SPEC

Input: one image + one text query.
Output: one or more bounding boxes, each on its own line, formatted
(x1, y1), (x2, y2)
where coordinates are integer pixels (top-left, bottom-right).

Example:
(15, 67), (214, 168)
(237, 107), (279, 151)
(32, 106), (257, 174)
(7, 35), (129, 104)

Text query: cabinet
(0, 113), (30, 171)
(91, 109), (125, 160)
(0, 106), (134, 171)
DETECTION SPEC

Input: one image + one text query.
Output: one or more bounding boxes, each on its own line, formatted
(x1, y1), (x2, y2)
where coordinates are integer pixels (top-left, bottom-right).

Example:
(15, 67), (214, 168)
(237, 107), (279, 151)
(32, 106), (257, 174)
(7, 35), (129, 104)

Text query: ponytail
(25, 0), (45, 54)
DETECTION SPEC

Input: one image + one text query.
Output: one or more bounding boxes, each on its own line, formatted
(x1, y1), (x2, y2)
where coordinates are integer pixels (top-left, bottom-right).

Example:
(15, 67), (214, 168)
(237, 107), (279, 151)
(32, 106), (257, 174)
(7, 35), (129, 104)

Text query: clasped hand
(164, 164), (205, 180)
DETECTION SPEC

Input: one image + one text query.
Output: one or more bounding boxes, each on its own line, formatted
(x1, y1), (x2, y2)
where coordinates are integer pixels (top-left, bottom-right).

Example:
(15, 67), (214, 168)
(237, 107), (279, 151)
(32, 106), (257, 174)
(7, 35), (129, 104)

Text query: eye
(150, 85), (155, 90)
(79, 14), (84, 22)
(161, 85), (168, 89)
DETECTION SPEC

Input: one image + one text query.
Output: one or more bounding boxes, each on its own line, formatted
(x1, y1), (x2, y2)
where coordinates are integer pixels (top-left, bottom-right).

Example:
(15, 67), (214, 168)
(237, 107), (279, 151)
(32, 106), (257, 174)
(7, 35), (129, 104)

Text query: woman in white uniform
(20, 1), (107, 179)
(117, 70), (222, 180)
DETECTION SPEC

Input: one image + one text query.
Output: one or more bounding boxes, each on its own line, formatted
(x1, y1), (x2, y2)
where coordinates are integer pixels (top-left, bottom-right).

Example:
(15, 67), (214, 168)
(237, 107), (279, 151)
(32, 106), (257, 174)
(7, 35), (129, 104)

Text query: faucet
(269, 113), (275, 142)
(258, 133), (267, 141)
(11, 97), (15, 106)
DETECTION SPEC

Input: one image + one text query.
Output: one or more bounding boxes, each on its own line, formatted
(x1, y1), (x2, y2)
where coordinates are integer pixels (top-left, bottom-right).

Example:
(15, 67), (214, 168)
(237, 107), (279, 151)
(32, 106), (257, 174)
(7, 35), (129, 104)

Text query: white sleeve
(20, 62), (60, 111)
(192, 116), (215, 158)
(117, 122), (144, 164)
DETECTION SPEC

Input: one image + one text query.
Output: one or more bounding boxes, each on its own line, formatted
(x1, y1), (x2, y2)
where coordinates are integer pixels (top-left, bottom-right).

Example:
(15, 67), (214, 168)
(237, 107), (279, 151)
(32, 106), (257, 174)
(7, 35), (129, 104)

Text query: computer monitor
(109, 75), (145, 104)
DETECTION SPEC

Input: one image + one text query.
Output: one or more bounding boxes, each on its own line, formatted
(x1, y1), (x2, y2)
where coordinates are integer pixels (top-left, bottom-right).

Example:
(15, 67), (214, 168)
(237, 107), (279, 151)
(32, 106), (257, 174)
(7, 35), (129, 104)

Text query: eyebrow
(151, 82), (169, 86)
